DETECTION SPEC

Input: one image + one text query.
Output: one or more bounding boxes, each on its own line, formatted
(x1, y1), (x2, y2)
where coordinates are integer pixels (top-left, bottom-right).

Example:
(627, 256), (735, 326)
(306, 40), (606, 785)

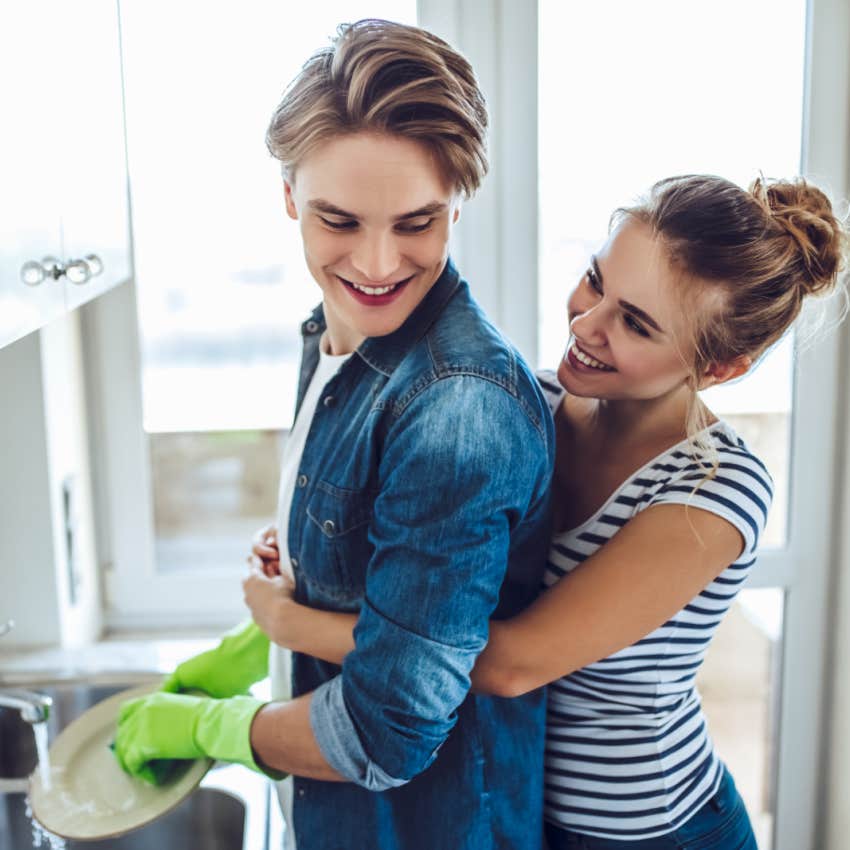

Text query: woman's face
(557, 218), (699, 402)
(284, 132), (460, 354)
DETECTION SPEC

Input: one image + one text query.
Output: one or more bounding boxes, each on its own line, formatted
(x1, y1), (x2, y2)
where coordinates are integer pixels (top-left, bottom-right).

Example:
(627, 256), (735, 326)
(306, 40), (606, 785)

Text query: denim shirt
(289, 260), (555, 850)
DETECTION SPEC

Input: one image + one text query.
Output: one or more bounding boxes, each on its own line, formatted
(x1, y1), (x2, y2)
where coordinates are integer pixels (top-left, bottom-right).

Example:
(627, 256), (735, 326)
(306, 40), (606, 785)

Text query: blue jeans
(544, 766), (758, 850)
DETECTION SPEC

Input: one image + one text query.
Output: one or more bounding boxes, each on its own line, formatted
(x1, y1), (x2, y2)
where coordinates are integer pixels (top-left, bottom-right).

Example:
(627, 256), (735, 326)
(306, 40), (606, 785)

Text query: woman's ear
(284, 180), (298, 221)
(699, 355), (752, 390)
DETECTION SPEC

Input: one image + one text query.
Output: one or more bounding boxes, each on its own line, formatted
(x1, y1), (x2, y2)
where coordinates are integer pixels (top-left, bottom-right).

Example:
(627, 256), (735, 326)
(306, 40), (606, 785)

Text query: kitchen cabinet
(0, 0), (131, 350)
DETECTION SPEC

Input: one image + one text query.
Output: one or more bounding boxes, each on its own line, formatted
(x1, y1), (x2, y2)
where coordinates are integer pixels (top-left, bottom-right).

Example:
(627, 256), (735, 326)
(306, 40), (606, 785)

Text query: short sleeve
(646, 433), (774, 556)
(535, 369), (565, 418)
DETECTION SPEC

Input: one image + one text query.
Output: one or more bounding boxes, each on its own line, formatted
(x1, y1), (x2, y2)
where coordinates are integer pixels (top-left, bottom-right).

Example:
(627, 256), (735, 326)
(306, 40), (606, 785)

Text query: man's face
(284, 132), (461, 355)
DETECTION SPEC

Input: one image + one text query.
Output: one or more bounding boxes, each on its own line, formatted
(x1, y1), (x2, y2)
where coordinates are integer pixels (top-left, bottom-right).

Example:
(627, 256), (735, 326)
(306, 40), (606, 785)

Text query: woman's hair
(616, 174), (848, 472)
(265, 18), (488, 198)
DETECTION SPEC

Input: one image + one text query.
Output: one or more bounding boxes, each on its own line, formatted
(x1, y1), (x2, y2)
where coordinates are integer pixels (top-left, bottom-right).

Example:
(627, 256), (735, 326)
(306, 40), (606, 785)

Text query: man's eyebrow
(393, 202), (447, 221)
(308, 199), (356, 217)
(307, 200), (448, 221)
(591, 256), (666, 335)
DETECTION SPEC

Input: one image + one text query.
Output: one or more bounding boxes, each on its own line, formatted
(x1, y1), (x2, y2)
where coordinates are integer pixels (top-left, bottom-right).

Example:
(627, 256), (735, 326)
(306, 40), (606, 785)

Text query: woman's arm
(472, 503), (745, 698)
(244, 504), (744, 689)
(242, 566), (356, 666)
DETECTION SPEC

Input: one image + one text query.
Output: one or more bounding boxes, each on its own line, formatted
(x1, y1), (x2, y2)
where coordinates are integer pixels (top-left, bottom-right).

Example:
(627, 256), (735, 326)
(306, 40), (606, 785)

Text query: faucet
(0, 689), (52, 724)
(0, 620), (52, 723)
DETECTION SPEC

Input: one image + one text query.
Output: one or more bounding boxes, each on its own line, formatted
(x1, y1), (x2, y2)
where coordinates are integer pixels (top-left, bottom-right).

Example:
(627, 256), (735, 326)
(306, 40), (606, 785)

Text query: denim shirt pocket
(303, 480), (374, 600)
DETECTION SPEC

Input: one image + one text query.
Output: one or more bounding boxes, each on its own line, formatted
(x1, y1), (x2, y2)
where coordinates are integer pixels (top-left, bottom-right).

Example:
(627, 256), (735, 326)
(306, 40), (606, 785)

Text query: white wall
(0, 332), (61, 646)
(0, 309), (102, 649)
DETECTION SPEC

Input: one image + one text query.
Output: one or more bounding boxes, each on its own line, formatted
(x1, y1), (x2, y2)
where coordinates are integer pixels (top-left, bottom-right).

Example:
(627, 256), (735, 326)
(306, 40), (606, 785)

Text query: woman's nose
(570, 306), (608, 346)
(350, 231), (401, 283)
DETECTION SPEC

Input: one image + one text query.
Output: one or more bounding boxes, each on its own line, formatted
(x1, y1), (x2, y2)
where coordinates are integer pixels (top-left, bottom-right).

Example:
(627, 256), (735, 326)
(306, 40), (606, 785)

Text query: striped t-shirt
(536, 371), (774, 841)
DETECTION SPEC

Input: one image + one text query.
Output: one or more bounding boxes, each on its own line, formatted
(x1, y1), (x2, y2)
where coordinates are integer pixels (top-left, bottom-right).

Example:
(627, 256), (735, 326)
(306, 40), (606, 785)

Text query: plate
(28, 683), (214, 841)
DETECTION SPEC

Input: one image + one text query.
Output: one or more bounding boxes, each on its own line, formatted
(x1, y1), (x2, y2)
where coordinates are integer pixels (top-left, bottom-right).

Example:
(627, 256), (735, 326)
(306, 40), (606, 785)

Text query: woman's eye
(586, 268), (602, 293)
(320, 217), (357, 230)
(396, 219), (434, 234)
(625, 314), (650, 337)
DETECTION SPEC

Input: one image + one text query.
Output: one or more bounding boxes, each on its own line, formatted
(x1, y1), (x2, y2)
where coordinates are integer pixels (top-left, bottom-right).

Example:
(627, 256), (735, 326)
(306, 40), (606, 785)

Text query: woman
(246, 174), (847, 849)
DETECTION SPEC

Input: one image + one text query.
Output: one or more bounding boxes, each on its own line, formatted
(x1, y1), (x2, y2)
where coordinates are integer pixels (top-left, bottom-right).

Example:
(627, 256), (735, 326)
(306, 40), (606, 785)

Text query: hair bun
(749, 177), (846, 296)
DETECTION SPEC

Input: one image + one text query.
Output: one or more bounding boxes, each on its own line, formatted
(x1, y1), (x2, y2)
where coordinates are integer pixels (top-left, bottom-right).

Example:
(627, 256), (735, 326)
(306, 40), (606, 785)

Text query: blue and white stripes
(536, 371), (773, 840)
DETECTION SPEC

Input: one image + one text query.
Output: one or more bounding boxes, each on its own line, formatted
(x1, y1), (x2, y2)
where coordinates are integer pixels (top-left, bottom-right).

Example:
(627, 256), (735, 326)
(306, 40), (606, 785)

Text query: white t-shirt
(269, 335), (351, 849)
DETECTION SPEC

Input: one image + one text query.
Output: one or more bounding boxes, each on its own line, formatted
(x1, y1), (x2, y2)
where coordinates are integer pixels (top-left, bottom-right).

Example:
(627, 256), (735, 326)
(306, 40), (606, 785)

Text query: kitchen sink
(0, 678), (272, 850)
(0, 786), (246, 850)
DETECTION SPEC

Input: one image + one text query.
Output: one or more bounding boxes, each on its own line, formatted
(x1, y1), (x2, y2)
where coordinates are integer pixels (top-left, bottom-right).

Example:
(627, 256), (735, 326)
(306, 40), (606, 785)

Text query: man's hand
(113, 692), (273, 785)
(242, 565), (295, 647)
(251, 524), (281, 577)
(160, 620), (270, 699)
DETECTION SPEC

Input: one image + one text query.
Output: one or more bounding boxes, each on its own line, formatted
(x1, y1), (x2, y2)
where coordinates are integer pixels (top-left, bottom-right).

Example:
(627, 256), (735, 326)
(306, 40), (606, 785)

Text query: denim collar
(299, 259), (462, 376)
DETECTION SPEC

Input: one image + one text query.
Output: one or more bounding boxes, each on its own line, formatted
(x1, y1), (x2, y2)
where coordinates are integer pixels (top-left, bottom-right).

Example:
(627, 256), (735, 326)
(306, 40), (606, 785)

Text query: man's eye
(586, 268), (602, 293)
(320, 217), (357, 230)
(396, 219), (434, 234)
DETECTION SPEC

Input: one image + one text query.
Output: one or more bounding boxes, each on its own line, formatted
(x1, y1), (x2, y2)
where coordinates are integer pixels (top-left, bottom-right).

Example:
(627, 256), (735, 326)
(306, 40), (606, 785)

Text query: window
(119, 1), (417, 576)
(538, 0), (807, 547)
(533, 3), (831, 848)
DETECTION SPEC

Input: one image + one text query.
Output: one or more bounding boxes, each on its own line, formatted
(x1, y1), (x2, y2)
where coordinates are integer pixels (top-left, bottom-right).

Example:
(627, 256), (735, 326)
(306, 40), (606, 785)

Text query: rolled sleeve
(311, 376), (550, 788)
(309, 676), (407, 791)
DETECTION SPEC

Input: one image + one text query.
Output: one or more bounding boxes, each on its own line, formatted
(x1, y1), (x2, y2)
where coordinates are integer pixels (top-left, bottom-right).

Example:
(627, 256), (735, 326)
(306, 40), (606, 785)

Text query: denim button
(297, 474), (308, 488)
(290, 556), (299, 569)
(322, 519), (336, 535)
(323, 395), (336, 408)
(305, 320), (319, 333)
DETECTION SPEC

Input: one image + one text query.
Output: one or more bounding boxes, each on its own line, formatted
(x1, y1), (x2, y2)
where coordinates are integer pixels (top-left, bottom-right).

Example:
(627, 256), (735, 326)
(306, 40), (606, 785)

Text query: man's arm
(251, 693), (345, 781)
(304, 375), (552, 789)
(114, 375), (550, 787)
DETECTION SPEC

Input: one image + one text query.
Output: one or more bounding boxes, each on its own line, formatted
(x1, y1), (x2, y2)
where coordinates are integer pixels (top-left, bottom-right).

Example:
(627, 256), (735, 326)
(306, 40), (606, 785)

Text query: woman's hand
(251, 524), (280, 578)
(242, 560), (357, 665)
(242, 564), (294, 647)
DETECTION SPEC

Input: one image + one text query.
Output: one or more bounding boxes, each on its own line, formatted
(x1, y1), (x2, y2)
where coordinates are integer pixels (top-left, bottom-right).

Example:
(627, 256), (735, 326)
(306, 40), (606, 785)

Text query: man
(115, 19), (554, 849)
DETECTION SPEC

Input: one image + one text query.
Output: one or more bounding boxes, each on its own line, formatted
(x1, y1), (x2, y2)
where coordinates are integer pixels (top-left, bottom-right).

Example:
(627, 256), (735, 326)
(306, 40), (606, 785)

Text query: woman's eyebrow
(592, 256), (666, 335)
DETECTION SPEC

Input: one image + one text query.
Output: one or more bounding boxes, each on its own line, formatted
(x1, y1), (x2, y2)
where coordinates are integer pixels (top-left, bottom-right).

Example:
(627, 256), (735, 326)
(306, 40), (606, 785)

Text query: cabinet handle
(20, 254), (104, 286)
(66, 255), (104, 285)
(20, 256), (63, 286)
(84, 254), (104, 277)
(65, 259), (92, 285)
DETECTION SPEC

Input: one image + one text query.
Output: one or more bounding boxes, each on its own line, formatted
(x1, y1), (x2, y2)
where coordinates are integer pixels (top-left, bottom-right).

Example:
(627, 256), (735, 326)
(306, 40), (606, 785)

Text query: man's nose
(351, 231), (401, 283)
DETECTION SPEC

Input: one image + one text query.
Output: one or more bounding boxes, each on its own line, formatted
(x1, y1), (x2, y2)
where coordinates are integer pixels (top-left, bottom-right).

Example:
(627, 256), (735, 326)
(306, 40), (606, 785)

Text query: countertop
(0, 635), (218, 684)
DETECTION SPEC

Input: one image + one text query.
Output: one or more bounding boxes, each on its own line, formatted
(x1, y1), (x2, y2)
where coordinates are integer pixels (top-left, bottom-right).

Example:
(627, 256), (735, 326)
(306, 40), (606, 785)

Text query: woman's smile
(564, 338), (617, 373)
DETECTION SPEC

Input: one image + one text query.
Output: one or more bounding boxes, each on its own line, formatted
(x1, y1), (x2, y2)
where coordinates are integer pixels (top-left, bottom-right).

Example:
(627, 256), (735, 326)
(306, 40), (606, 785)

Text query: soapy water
(24, 798), (67, 850)
(24, 723), (66, 848)
(33, 721), (51, 791)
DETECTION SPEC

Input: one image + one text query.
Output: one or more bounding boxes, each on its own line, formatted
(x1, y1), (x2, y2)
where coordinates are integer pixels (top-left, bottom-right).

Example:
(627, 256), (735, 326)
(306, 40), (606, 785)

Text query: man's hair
(266, 19), (488, 197)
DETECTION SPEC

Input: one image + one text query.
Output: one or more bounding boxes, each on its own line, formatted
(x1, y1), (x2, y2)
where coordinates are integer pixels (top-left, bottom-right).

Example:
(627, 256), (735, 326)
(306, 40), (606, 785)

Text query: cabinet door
(58, 0), (131, 312)
(0, 4), (65, 348)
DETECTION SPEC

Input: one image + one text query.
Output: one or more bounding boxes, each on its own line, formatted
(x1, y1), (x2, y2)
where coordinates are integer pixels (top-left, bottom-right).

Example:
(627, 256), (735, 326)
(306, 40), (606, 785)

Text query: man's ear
(699, 355), (752, 390)
(284, 180), (298, 221)
(452, 205), (461, 224)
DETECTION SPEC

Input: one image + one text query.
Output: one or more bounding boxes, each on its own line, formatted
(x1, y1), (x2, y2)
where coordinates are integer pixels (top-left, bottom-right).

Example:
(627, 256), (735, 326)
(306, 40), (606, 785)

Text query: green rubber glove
(113, 692), (275, 785)
(161, 619), (270, 699)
